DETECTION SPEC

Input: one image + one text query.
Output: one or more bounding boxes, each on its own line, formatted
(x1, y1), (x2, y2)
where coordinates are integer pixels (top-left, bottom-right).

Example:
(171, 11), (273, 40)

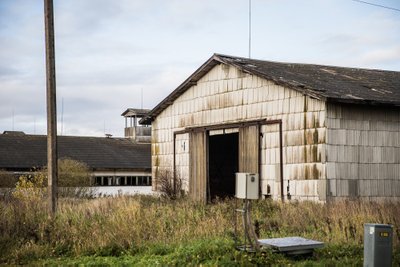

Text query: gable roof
(121, 108), (151, 117)
(0, 134), (151, 171)
(140, 54), (400, 124)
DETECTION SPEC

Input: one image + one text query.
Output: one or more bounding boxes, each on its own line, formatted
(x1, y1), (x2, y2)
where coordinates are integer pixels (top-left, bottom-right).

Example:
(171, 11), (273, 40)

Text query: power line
(351, 0), (400, 12)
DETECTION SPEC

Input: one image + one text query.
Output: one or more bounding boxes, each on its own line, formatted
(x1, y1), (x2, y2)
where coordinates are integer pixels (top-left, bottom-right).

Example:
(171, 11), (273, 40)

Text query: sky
(0, 0), (399, 137)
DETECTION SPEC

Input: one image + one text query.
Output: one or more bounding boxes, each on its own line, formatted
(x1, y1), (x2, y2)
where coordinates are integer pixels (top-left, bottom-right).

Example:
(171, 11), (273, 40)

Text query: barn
(0, 108), (152, 191)
(141, 54), (400, 202)
(0, 131), (151, 187)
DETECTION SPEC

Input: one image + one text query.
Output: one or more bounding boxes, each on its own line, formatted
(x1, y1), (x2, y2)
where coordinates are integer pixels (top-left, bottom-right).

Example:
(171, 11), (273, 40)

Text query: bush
(156, 170), (184, 200)
(57, 158), (96, 198)
(11, 158), (96, 200)
(12, 171), (47, 202)
(58, 158), (91, 187)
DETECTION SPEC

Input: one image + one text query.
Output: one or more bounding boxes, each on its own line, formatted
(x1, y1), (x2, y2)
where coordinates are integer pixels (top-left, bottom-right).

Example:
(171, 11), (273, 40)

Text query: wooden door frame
(173, 118), (284, 202)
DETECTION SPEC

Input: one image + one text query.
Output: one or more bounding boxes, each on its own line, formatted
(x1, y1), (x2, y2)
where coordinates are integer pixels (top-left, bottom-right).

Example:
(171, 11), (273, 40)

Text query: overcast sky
(1, 0), (399, 137)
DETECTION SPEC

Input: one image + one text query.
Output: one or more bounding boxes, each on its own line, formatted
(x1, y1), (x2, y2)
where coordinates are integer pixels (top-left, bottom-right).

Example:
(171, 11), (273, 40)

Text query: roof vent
(320, 68), (337, 75)
(2, 131), (25, 136)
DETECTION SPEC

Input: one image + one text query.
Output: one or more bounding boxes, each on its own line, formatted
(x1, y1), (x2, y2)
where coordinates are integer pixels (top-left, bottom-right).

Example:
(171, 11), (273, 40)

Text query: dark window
(138, 176), (143, 186)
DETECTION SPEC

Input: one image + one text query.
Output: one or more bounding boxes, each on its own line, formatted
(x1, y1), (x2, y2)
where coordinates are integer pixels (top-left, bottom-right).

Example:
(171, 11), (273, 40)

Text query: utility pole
(44, 0), (58, 215)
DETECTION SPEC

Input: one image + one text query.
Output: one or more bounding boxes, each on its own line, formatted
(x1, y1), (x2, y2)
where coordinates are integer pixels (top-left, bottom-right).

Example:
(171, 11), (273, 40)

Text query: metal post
(279, 121), (284, 202)
(173, 133), (176, 195)
(44, 0), (58, 215)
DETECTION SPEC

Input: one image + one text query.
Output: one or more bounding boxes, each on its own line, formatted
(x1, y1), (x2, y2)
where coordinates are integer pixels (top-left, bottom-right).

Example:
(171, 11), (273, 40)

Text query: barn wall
(174, 133), (190, 191)
(152, 63), (327, 200)
(326, 103), (400, 201)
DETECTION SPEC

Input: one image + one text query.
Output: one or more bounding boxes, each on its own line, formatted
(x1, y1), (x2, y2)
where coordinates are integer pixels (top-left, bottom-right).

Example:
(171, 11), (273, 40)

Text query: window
(95, 176), (102, 186)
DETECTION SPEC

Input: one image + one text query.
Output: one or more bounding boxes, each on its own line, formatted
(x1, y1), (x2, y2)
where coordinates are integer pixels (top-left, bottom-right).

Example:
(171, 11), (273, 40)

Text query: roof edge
(140, 53), (400, 124)
(140, 54), (225, 124)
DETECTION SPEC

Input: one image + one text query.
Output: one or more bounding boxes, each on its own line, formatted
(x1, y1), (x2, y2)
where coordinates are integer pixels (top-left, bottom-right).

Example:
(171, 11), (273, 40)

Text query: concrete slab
(258, 236), (324, 254)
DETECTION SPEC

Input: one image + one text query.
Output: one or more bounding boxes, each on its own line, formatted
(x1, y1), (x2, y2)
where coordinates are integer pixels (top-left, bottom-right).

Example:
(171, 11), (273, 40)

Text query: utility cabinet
(363, 223), (393, 267)
(235, 173), (259, 199)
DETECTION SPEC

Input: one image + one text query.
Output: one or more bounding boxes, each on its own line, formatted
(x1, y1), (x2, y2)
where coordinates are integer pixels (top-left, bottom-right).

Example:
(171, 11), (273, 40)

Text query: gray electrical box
(363, 223), (393, 267)
(235, 173), (259, 199)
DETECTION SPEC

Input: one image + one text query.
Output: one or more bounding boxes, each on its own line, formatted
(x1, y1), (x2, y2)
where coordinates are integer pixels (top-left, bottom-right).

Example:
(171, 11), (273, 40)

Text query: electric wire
(351, 0), (400, 12)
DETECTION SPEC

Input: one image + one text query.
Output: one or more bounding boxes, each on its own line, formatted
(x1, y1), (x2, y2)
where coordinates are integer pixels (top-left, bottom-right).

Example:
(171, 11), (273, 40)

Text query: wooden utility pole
(44, 0), (58, 215)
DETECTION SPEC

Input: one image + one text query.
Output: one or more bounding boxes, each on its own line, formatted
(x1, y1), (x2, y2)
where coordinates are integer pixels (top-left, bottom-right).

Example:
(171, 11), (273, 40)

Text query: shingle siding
(326, 103), (400, 201)
(152, 64), (326, 200)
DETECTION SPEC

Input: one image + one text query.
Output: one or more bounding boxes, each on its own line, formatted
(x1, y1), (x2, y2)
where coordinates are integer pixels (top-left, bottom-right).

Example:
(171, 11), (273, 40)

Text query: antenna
(34, 117), (36, 134)
(60, 97), (64, 135)
(141, 88), (143, 109)
(12, 109), (14, 131)
(248, 0), (252, 59)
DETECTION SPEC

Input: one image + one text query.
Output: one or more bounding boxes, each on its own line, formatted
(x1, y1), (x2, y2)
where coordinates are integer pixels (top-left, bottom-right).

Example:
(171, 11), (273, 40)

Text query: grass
(0, 195), (399, 265)
(32, 240), (366, 266)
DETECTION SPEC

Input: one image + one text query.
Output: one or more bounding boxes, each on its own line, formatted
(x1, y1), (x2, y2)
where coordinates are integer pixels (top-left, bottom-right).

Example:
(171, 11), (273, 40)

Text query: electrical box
(235, 173), (259, 199)
(364, 223), (393, 267)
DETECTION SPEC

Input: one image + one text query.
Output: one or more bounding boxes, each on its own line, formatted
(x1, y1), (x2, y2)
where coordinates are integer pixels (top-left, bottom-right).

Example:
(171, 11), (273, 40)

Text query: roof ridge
(140, 53), (400, 124)
(215, 53), (400, 73)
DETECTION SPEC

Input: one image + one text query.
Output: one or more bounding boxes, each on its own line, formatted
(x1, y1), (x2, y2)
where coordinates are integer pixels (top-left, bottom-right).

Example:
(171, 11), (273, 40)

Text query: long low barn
(0, 131), (151, 187)
(141, 53), (400, 202)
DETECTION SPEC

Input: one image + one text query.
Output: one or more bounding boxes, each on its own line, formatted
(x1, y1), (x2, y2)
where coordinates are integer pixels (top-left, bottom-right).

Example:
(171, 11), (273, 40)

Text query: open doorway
(208, 132), (239, 199)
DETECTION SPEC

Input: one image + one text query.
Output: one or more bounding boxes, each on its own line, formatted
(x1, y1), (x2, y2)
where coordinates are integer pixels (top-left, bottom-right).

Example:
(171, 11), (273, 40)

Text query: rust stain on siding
(221, 64), (230, 78)
(300, 97), (323, 167)
(305, 129), (319, 145)
(220, 94), (234, 108)
(153, 142), (161, 169)
(286, 131), (304, 147)
(314, 113), (320, 128)
(312, 145), (318, 162)
(303, 96), (308, 163)
(154, 144), (160, 154)
(304, 163), (319, 180)
(179, 114), (194, 128)
(304, 183), (310, 194)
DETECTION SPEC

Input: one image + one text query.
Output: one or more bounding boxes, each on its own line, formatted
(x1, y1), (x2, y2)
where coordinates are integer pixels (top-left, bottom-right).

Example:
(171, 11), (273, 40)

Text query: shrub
(12, 171), (47, 202)
(58, 158), (92, 187)
(57, 158), (96, 198)
(156, 170), (184, 200)
(11, 159), (96, 200)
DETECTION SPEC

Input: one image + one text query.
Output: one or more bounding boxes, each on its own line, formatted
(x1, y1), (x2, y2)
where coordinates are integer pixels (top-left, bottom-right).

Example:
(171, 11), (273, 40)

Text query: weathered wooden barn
(141, 54), (400, 202)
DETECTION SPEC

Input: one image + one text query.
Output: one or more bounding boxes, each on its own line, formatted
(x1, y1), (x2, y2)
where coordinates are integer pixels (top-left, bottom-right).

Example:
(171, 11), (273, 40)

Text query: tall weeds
(0, 196), (398, 264)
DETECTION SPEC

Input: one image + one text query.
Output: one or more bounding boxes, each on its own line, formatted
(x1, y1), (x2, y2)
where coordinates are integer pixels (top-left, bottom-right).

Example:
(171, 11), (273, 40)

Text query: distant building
(141, 54), (400, 202)
(121, 108), (151, 143)
(0, 108), (152, 189)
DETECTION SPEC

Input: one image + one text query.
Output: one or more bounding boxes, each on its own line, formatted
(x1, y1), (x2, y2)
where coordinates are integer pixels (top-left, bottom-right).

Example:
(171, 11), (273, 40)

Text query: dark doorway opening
(208, 132), (239, 200)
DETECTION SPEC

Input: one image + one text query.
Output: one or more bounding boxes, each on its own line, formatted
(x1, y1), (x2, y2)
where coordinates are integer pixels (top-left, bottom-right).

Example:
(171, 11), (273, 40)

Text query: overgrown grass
(32, 239), (367, 266)
(0, 195), (398, 265)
